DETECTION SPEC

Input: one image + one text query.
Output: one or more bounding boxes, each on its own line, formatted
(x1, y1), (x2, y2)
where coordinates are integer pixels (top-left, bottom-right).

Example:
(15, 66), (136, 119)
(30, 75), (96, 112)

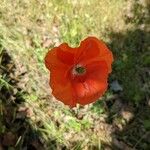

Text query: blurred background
(0, 0), (149, 149)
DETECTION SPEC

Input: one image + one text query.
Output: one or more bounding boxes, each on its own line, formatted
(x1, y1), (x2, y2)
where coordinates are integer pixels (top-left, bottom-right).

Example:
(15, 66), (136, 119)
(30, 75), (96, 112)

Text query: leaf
(66, 118), (81, 132)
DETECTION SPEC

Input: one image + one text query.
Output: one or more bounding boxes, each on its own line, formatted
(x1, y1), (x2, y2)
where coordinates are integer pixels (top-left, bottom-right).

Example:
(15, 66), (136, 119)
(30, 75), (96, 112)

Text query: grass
(0, 0), (149, 149)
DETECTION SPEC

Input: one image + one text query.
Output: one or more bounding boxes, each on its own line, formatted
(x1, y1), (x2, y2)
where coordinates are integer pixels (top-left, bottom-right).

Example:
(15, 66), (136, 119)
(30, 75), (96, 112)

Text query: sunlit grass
(0, 0), (127, 96)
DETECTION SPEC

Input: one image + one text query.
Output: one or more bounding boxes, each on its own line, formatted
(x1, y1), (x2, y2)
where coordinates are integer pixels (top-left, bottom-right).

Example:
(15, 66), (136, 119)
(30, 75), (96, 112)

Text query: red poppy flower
(45, 37), (113, 107)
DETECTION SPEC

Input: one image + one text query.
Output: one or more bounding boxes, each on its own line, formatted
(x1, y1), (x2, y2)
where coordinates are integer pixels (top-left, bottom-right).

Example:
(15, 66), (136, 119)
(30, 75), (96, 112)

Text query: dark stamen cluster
(75, 66), (86, 74)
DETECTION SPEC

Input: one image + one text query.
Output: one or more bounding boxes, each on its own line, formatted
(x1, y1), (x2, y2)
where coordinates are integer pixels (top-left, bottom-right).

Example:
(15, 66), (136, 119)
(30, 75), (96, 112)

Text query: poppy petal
(90, 37), (113, 73)
(72, 61), (108, 105)
(45, 43), (77, 70)
(50, 69), (76, 107)
(45, 47), (68, 70)
(72, 79), (107, 105)
(77, 37), (113, 73)
(45, 46), (76, 107)
(86, 60), (109, 81)
(77, 80), (108, 105)
(75, 37), (100, 63)
(56, 43), (76, 65)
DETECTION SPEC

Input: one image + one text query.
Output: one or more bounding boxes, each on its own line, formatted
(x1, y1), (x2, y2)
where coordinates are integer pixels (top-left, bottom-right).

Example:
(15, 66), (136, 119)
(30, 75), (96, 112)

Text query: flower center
(72, 65), (86, 75)
(75, 66), (86, 74)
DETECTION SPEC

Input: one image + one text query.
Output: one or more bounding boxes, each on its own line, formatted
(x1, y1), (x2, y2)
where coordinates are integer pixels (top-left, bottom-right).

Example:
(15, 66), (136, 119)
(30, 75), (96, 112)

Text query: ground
(0, 0), (150, 150)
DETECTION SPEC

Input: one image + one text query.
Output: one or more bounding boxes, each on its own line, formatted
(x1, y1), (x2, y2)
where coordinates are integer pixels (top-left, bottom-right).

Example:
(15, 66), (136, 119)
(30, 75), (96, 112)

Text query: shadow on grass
(104, 25), (150, 149)
(0, 50), (64, 150)
(90, 3), (149, 146)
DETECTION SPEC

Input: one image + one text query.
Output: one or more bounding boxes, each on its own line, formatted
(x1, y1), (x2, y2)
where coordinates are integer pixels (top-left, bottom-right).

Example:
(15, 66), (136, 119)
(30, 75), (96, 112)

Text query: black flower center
(75, 66), (86, 74)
